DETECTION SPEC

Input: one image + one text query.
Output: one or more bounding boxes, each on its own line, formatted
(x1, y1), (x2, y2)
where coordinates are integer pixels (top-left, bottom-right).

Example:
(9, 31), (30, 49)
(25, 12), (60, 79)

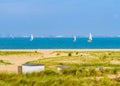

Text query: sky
(0, 0), (120, 37)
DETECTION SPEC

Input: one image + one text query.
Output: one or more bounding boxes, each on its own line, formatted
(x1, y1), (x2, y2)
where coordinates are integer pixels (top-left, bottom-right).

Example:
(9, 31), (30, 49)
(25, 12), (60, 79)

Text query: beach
(0, 49), (120, 73)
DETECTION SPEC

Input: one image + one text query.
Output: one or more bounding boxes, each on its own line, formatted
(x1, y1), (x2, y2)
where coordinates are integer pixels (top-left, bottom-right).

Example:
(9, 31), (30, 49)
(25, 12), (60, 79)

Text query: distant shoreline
(0, 49), (120, 51)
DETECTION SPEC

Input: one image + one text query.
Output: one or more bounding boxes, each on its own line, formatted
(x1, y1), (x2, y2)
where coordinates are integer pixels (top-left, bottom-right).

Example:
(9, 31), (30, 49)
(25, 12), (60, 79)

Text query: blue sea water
(0, 37), (120, 49)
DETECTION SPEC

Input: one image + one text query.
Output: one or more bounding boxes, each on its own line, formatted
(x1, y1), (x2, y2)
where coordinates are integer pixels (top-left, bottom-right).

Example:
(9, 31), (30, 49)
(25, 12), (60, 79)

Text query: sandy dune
(0, 54), (42, 73)
(0, 49), (120, 73)
(0, 50), (55, 73)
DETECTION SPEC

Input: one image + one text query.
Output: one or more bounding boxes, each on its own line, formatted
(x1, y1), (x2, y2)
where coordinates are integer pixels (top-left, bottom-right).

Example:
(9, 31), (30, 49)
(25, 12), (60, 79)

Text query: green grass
(26, 51), (120, 70)
(0, 70), (120, 86)
(1, 50), (120, 85)
(0, 60), (11, 65)
(0, 51), (42, 56)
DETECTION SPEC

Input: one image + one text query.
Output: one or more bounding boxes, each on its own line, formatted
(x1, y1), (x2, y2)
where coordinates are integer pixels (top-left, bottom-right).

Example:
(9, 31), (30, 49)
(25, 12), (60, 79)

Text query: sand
(0, 50), (57, 73)
(0, 49), (120, 73)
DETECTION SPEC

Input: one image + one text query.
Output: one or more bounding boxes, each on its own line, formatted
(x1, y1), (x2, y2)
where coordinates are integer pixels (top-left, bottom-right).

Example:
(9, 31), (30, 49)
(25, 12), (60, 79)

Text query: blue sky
(0, 0), (120, 37)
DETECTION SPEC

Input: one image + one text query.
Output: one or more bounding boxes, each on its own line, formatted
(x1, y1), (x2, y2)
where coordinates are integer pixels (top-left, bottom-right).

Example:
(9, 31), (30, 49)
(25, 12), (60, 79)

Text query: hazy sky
(0, 0), (120, 37)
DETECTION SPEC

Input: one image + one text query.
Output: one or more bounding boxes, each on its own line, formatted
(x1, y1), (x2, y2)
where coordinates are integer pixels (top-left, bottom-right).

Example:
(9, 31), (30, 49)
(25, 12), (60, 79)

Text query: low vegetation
(0, 51), (42, 56)
(27, 51), (120, 70)
(0, 60), (11, 65)
(0, 70), (120, 86)
(1, 50), (120, 85)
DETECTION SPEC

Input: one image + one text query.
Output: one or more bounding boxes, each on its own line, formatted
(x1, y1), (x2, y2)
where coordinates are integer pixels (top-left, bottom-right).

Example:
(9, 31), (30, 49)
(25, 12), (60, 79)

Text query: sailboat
(88, 33), (92, 42)
(30, 34), (34, 41)
(73, 36), (76, 42)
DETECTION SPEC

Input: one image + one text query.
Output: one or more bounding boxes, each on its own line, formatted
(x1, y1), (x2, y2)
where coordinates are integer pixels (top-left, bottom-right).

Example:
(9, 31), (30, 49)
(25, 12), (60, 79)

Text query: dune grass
(0, 51), (42, 56)
(0, 70), (120, 86)
(24, 50), (120, 85)
(26, 51), (120, 70)
(1, 50), (120, 85)
(0, 60), (11, 65)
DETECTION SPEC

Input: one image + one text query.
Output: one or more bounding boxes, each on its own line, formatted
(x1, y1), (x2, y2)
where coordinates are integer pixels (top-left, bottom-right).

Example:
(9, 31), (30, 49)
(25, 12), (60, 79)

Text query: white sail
(88, 33), (92, 42)
(73, 36), (76, 42)
(30, 34), (34, 41)
(89, 33), (92, 40)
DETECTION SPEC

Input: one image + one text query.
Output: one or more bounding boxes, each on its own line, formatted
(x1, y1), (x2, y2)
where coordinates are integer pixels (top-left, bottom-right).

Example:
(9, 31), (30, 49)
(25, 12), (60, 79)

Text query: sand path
(0, 54), (42, 73)
(0, 50), (56, 73)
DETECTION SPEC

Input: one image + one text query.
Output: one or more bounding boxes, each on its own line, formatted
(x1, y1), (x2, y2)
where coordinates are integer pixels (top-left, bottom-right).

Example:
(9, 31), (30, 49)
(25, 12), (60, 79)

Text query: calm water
(0, 38), (120, 49)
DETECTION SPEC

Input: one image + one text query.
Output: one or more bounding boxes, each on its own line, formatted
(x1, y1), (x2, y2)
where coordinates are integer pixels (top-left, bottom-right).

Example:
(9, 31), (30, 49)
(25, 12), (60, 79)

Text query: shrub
(89, 68), (102, 76)
(68, 53), (72, 56)
(60, 69), (77, 75)
(35, 51), (37, 53)
(75, 68), (91, 77)
(108, 53), (111, 55)
(76, 70), (81, 77)
(76, 52), (79, 55)
(113, 68), (119, 75)
(56, 53), (60, 56)
(59, 63), (63, 65)
(101, 68), (109, 74)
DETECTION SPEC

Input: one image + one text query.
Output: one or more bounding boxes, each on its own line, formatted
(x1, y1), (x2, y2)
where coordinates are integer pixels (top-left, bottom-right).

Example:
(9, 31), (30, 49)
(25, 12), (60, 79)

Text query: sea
(0, 37), (120, 49)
